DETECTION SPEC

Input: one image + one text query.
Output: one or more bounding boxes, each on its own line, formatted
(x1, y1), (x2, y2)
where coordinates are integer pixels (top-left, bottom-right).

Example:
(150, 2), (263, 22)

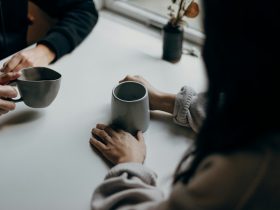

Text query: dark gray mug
(111, 81), (150, 134)
(8, 67), (61, 108)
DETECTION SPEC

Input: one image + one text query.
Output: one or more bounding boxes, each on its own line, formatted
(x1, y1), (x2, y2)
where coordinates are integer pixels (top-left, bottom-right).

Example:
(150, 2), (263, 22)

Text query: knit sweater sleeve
(91, 163), (165, 210)
(32, 0), (98, 61)
(173, 86), (207, 133)
(91, 152), (268, 210)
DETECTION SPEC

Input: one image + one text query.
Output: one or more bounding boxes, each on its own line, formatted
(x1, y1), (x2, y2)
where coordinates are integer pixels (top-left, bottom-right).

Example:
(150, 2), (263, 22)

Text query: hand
(120, 75), (162, 110)
(120, 75), (176, 114)
(90, 124), (146, 165)
(0, 71), (21, 85)
(0, 44), (55, 73)
(0, 72), (20, 116)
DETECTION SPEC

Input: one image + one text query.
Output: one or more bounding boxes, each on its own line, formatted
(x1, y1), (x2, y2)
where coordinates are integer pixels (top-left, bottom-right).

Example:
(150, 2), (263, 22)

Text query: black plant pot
(162, 22), (184, 63)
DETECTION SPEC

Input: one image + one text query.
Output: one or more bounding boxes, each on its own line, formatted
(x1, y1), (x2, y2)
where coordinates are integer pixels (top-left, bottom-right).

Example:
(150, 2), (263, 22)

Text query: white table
(0, 11), (207, 210)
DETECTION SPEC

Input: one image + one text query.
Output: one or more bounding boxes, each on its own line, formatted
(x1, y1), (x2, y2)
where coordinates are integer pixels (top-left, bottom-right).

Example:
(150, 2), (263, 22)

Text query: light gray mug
(111, 81), (150, 134)
(8, 67), (61, 108)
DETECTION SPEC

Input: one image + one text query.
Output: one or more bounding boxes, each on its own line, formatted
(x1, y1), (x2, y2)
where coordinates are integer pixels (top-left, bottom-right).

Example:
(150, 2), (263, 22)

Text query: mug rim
(112, 81), (148, 103)
(18, 67), (61, 82)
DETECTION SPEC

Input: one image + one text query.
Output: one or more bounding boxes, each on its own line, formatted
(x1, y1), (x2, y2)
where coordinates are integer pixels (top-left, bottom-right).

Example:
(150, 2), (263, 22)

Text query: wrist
(151, 91), (176, 114)
(117, 157), (144, 164)
(36, 44), (56, 64)
(149, 91), (162, 110)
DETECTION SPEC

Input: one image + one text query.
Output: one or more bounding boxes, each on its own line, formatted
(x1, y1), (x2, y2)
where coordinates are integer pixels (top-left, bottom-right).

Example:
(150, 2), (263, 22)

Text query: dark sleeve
(32, 0), (99, 61)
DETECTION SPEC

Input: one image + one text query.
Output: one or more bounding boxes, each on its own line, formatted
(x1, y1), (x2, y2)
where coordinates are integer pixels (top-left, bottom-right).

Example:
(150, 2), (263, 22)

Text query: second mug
(111, 81), (150, 134)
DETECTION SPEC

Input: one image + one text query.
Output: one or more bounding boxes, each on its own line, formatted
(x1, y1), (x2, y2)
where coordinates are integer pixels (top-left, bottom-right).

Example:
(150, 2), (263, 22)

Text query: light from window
(117, 0), (204, 32)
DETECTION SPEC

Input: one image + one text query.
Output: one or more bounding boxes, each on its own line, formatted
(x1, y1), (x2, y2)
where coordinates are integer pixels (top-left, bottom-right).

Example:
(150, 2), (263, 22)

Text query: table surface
(0, 11), (207, 210)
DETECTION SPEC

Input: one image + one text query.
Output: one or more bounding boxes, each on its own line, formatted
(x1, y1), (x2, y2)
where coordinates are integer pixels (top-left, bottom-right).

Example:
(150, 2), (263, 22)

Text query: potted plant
(162, 0), (200, 63)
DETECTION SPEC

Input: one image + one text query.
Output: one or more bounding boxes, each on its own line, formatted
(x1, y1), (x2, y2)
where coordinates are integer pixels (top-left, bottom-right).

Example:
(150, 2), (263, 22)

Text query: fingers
(0, 99), (16, 112)
(0, 72), (21, 85)
(89, 124), (146, 165)
(96, 123), (118, 137)
(0, 85), (18, 98)
(119, 75), (141, 83)
(0, 85), (17, 115)
(1, 52), (33, 73)
(90, 137), (107, 151)
(91, 127), (112, 144)
(0, 109), (9, 115)
(1, 54), (23, 73)
(95, 123), (107, 130)
(13, 62), (31, 72)
(119, 75), (130, 83)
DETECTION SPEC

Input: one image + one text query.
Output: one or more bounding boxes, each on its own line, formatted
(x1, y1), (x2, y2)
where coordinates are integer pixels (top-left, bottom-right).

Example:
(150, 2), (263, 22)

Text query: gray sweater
(91, 86), (280, 210)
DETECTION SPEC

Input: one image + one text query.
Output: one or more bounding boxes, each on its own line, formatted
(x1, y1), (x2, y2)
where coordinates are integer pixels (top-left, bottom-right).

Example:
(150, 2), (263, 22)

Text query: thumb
(119, 75), (131, 83)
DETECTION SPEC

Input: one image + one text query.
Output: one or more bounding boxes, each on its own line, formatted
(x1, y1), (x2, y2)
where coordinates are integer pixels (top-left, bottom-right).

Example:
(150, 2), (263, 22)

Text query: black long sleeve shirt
(0, 0), (98, 60)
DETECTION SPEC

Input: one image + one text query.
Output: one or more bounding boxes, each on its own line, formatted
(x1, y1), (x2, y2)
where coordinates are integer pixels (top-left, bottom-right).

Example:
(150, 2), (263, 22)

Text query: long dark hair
(174, 0), (280, 183)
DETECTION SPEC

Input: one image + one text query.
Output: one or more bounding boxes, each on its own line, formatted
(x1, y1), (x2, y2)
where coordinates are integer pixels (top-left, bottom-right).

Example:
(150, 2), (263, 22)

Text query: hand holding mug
(0, 72), (21, 116)
(111, 80), (150, 134)
(7, 67), (61, 108)
(0, 45), (55, 73)
(120, 75), (176, 114)
(119, 75), (161, 110)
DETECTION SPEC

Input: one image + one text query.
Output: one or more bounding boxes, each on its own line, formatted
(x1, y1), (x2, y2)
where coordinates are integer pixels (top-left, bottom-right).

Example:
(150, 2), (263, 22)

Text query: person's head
(202, 0), (280, 147)
(175, 0), (280, 183)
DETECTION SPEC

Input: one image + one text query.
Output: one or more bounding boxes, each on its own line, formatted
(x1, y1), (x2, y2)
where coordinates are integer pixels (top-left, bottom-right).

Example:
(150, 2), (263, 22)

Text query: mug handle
(5, 97), (23, 103)
(6, 79), (17, 86)
(4, 80), (23, 103)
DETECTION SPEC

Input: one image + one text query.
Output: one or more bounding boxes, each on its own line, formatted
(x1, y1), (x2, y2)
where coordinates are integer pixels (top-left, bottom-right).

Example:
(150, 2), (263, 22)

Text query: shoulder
(195, 151), (263, 179)
(170, 151), (266, 209)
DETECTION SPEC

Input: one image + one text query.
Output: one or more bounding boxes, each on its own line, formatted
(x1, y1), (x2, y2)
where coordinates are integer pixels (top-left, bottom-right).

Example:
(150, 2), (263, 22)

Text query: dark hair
(174, 0), (280, 183)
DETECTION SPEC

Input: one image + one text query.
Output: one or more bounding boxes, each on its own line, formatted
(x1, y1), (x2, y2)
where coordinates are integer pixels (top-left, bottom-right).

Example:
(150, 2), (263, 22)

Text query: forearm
(119, 76), (207, 132)
(35, 44), (55, 64)
(151, 91), (176, 114)
(151, 86), (207, 132)
(34, 0), (98, 61)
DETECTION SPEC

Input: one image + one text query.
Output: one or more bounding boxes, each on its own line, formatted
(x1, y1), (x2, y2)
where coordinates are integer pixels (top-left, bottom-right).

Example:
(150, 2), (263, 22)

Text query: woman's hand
(120, 75), (161, 110)
(120, 75), (176, 114)
(90, 124), (146, 165)
(0, 44), (55, 73)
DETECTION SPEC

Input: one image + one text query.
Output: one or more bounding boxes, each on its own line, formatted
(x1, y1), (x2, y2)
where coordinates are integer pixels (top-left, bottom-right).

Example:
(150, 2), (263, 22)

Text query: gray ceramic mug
(8, 67), (61, 108)
(111, 81), (150, 134)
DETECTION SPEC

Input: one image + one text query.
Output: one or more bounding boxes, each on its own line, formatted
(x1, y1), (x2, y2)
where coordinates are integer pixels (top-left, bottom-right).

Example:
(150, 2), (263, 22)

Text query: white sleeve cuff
(106, 163), (158, 186)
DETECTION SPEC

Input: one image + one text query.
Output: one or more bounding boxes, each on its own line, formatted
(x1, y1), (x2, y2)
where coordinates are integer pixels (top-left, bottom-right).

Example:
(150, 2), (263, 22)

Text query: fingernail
(90, 138), (96, 144)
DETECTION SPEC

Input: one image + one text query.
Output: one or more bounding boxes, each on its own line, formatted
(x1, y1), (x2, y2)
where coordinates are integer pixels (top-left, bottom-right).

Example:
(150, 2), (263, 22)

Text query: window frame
(103, 0), (205, 45)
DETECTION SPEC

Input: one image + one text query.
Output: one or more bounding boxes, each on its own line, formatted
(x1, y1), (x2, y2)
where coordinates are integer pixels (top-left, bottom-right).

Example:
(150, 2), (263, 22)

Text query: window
(104, 0), (205, 45)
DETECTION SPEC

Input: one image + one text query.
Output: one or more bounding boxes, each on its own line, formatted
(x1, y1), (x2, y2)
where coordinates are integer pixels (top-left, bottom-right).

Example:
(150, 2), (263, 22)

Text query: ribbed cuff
(106, 163), (158, 186)
(173, 86), (196, 127)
